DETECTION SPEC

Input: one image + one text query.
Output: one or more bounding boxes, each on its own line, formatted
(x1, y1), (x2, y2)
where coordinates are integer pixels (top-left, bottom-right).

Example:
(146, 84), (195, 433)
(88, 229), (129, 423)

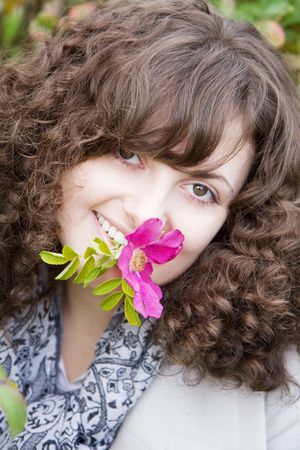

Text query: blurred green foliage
(211, 0), (300, 85)
(0, 0), (299, 85)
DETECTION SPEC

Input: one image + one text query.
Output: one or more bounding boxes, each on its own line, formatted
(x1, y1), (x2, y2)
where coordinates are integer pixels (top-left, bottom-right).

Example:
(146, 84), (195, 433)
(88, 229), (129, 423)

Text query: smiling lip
(92, 212), (114, 248)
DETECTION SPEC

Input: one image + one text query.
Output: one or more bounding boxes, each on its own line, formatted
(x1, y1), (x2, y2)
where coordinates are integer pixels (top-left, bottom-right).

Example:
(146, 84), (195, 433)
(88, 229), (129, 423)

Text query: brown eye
(183, 183), (216, 205)
(119, 148), (136, 160)
(116, 148), (143, 168)
(193, 184), (209, 197)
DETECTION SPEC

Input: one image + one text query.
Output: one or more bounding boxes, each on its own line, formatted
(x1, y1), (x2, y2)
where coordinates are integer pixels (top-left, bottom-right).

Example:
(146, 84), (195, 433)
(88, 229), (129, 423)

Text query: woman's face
(57, 120), (254, 285)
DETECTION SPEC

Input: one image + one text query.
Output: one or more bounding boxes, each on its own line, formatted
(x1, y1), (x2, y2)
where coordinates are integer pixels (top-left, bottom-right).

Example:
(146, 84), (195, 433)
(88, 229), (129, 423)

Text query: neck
(59, 279), (116, 381)
(62, 280), (116, 337)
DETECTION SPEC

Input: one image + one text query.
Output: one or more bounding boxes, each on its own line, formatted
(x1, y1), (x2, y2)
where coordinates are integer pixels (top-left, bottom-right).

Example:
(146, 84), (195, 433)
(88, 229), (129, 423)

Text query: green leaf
(282, 9), (300, 27)
(55, 257), (80, 281)
(73, 256), (95, 284)
(0, 366), (7, 381)
(96, 255), (109, 267)
(124, 296), (141, 327)
(0, 378), (27, 438)
(101, 258), (117, 269)
(84, 246), (97, 258)
(62, 245), (79, 261)
(262, 1), (292, 20)
(83, 267), (105, 288)
(93, 238), (111, 256)
(39, 251), (68, 265)
(93, 278), (122, 296)
(210, 0), (235, 18)
(36, 13), (58, 31)
(100, 291), (124, 311)
(122, 279), (134, 297)
(2, 9), (23, 47)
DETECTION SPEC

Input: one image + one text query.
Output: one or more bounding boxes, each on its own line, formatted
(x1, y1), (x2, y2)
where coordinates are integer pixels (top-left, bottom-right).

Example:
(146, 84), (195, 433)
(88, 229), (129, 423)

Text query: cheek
(180, 207), (228, 254)
(151, 240), (208, 286)
(152, 211), (228, 285)
(151, 251), (198, 285)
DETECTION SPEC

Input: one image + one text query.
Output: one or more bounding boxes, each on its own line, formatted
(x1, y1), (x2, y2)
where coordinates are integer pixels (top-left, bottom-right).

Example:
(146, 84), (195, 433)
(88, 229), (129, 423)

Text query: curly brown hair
(0, 0), (299, 392)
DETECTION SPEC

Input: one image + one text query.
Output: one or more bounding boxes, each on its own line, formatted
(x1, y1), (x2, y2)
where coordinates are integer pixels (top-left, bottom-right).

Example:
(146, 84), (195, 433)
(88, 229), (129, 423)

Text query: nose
(123, 185), (170, 232)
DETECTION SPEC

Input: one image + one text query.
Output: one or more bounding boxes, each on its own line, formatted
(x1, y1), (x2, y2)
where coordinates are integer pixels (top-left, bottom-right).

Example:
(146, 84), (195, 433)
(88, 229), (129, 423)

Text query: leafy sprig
(39, 237), (141, 327)
(0, 366), (27, 438)
(0, 237), (140, 438)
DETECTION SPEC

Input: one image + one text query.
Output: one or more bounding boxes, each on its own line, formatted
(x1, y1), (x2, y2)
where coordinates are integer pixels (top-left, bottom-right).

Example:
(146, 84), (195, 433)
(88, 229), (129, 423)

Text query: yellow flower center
(130, 249), (148, 272)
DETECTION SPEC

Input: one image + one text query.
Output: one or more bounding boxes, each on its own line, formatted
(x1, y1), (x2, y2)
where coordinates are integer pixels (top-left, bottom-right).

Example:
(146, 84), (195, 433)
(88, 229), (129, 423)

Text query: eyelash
(114, 149), (218, 205)
(114, 149), (144, 170)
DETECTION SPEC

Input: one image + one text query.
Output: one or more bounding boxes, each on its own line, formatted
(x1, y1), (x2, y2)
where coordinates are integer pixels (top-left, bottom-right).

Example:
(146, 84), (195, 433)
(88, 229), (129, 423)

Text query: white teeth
(102, 220), (110, 231)
(114, 231), (126, 245)
(108, 226), (117, 238)
(95, 212), (127, 244)
(97, 214), (105, 225)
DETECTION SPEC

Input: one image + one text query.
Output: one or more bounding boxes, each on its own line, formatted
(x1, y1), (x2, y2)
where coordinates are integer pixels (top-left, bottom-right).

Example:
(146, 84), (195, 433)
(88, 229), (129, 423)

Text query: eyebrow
(183, 169), (234, 193)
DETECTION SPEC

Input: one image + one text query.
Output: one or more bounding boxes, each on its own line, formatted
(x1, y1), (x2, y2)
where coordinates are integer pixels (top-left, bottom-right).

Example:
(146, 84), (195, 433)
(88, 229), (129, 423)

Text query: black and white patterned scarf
(0, 281), (163, 449)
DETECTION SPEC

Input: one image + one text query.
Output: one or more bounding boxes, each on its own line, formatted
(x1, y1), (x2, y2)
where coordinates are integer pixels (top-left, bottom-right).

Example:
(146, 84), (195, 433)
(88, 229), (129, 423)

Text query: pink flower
(117, 218), (184, 319)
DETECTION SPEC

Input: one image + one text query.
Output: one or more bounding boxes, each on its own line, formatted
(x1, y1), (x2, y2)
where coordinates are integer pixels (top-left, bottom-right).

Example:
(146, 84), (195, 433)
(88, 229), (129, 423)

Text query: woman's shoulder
(112, 348), (300, 450)
(112, 362), (262, 450)
(265, 347), (300, 449)
(284, 346), (300, 381)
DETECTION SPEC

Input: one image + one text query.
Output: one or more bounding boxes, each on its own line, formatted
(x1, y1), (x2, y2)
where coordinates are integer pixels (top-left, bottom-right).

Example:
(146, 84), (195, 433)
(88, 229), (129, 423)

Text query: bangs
(94, 25), (256, 171)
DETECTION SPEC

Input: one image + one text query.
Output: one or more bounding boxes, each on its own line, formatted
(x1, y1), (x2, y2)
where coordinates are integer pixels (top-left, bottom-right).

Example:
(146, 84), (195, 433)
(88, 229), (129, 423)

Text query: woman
(0, 0), (299, 448)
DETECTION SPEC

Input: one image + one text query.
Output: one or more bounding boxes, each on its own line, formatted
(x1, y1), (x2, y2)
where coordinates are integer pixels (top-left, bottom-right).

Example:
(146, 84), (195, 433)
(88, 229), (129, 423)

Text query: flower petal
(116, 220), (183, 321)
(143, 230), (184, 264)
(139, 263), (161, 297)
(139, 261), (153, 278)
(117, 243), (134, 279)
(125, 218), (162, 248)
(155, 229), (185, 248)
(118, 270), (141, 299)
(133, 279), (163, 318)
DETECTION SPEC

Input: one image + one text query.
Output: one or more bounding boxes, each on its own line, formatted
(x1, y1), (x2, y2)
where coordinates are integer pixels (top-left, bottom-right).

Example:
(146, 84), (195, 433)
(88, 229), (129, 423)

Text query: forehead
(125, 108), (255, 195)
(172, 118), (254, 168)
(171, 118), (255, 195)
(139, 106), (254, 166)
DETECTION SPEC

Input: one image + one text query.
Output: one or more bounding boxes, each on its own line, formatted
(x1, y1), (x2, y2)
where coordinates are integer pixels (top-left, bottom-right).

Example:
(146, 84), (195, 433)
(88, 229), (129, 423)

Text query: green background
(1, 0), (299, 86)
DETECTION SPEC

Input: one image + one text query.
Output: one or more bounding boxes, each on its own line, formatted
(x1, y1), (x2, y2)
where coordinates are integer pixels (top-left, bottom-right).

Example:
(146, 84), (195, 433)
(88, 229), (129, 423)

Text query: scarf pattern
(0, 284), (163, 449)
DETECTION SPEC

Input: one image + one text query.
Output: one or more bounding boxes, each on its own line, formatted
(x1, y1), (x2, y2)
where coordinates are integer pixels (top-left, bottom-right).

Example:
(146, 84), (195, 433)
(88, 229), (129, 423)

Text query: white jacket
(112, 349), (300, 450)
